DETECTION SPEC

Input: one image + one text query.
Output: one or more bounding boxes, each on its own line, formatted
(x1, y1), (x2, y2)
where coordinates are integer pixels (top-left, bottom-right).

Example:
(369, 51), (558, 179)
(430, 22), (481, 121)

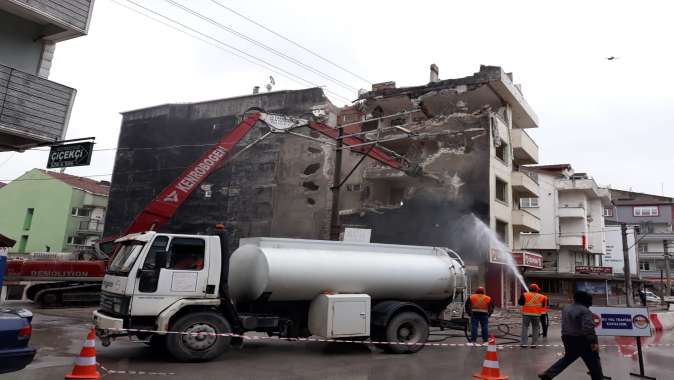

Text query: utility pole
(621, 223), (633, 307)
(329, 126), (343, 241)
(665, 239), (671, 299)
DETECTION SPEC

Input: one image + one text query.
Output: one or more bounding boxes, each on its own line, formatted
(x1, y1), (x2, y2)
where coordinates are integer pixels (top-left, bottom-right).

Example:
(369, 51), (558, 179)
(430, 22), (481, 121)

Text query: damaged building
(336, 65), (541, 307)
(104, 65), (542, 307)
(104, 88), (340, 249)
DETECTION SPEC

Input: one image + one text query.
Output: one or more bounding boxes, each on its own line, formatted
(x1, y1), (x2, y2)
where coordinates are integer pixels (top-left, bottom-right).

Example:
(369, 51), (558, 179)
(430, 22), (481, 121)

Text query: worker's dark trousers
(542, 335), (604, 380)
(470, 313), (489, 342)
(540, 313), (549, 337)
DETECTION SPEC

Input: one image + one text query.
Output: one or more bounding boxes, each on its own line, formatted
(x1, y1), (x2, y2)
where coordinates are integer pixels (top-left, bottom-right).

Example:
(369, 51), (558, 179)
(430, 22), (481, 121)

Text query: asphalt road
(3, 306), (674, 380)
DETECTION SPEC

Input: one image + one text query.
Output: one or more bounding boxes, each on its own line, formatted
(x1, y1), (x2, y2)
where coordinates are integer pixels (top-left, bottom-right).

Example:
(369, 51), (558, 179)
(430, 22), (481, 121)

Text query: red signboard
(575, 265), (613, 274)
(512, 251), (543, 269)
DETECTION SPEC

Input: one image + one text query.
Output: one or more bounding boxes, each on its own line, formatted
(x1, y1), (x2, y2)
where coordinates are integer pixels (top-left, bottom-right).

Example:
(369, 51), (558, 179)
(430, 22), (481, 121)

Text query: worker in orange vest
(518, 283), (548, 347)
(464, 286), (494, 343)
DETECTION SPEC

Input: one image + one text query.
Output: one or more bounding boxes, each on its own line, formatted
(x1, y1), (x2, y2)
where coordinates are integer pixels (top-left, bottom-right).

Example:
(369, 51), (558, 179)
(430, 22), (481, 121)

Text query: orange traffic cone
(65, 328), (101, 379)
(473, 336), (508, 380)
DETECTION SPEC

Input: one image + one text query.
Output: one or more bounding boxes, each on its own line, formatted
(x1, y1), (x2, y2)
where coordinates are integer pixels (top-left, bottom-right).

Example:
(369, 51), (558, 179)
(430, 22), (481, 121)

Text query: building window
(346, 184), (362, 192)
(23, 208), (34, 230)
(633, 206), (659, 217)
(495, 141), (508, 163)
(603, 208), (613, 217)
(639, 244), (648, 253)
(18, 235), (28, 253)
(640, 261), (651, 271)
(67, 236), (87, 245)
(520, 197), (539, 208)
(71, 207), (91, 217)
(495, 220), (508, 243)
(495, 177), (508, 204)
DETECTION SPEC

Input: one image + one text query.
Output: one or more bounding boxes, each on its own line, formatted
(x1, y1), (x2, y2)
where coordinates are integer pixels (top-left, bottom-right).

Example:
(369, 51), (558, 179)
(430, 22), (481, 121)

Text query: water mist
(469, 214), (529, 293)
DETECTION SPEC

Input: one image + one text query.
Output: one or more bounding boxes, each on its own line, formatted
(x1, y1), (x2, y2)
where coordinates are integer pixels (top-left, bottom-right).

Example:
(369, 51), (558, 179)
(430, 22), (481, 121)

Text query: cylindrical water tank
(228, 238), (465, 302)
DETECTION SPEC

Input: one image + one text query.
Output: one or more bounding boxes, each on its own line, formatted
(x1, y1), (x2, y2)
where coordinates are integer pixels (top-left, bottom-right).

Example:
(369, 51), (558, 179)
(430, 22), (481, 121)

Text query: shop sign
(47, 142), (93, 168)
(589, 307), (651, 337)
(512, 251), (543, 269)
(576, 266), (613, 274)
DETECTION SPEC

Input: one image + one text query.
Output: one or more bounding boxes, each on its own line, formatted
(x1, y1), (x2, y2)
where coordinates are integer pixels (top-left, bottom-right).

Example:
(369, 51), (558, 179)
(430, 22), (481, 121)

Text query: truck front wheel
(383, 311), (429, 354)
(166, 312), (232, 362)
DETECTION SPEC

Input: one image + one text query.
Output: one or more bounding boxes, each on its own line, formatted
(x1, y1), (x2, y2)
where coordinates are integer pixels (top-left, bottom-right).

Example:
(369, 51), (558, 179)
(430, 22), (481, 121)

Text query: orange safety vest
(469, 294), (491, 313)
(521, 292), (544, 316)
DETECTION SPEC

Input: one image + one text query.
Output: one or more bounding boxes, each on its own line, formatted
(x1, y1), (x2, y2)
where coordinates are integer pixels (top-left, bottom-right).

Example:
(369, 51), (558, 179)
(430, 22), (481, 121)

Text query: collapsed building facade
(336, 65), (541, 307)
(105, 65), (542, 307)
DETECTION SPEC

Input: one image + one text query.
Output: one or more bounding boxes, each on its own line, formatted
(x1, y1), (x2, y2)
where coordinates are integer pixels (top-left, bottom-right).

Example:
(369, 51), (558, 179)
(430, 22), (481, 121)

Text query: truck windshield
(108, 241), (145, 274)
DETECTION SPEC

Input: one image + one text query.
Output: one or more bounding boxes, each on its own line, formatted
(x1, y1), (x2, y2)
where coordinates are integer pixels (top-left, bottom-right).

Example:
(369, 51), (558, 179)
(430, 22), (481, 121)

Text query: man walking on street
(519, 283), (547, 347)
(538, 291), (604, 380)
(465, 286), (494, 343)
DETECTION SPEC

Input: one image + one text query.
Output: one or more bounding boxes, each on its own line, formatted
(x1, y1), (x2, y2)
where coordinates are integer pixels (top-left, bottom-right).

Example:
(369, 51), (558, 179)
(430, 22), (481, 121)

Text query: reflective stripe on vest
(521, 292), (544, 316)
(470, 294), (491, 313)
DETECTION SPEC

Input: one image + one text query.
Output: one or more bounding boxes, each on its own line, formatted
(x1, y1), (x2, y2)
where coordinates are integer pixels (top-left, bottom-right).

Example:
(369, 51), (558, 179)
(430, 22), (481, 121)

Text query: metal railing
(78, 219), (104, 233)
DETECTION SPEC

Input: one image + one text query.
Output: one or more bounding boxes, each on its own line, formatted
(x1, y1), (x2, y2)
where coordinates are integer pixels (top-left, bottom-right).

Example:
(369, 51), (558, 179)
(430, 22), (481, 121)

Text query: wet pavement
(3, 305), (673, 380)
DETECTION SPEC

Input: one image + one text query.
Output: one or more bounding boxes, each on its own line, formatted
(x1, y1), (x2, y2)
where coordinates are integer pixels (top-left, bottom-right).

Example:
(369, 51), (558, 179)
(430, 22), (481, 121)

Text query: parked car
(0, 308), (36, 374)
(643, 290), (661, 303)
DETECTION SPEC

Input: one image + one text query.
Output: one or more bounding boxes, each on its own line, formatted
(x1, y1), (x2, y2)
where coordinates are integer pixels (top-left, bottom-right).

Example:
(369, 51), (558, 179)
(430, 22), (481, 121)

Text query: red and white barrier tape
(104, 327), (674, 349)
(98, 363), (175, 376)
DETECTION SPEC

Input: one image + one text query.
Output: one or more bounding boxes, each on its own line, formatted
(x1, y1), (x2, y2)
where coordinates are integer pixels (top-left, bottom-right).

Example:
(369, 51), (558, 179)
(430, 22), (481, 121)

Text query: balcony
(77, 219), (104, 234)
(511, 129), (539, 164)
(512, 209), (540, 232)
(0, 64), (76, 151)
(558, 206), (586, 219)
(559, 234), (584, 247)
(0, 0), (93, 41)
(511, 170), (539, 197)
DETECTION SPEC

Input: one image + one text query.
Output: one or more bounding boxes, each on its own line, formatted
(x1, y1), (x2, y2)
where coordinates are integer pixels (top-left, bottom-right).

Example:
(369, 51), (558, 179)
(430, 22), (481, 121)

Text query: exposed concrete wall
(104, 88), (335, 249)
(340, 89), (493, 265)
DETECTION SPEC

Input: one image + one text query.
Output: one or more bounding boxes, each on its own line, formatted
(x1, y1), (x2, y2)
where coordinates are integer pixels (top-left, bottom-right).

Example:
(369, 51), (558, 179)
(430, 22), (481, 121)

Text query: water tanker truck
(93, 230), (466, 361)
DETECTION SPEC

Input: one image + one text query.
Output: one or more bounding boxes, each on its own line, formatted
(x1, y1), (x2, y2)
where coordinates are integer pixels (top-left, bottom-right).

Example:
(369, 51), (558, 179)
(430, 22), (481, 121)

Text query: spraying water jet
(468, 214), (529, 293)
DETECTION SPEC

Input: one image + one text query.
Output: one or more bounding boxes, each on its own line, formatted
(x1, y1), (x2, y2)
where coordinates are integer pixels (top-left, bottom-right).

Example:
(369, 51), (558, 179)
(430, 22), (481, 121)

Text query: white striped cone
(65, 328), (100, 379)
(473, 336), (508, 380)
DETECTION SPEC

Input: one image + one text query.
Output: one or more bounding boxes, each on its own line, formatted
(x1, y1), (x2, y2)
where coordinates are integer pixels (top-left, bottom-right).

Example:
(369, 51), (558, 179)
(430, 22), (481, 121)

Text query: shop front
(485, 249), (543, 308)
(525, 265), (642, 307)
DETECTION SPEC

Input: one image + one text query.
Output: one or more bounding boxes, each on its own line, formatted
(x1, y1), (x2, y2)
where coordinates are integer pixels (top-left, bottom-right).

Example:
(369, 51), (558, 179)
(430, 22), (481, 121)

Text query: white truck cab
(94, 232), (223, 333)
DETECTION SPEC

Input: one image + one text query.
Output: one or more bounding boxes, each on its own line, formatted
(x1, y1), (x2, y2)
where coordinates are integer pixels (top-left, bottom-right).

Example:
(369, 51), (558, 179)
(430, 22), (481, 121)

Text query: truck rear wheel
(383, 311), (429, 354)
(166, 312), (232, 362)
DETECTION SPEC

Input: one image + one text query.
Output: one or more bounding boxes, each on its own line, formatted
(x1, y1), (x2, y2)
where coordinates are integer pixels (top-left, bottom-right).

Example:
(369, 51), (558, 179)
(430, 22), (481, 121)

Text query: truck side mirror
(155, 250), (168, 269)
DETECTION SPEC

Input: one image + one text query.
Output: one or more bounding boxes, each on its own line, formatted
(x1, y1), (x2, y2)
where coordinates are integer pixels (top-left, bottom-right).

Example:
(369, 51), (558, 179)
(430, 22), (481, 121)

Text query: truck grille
(99, 292), (130, 315)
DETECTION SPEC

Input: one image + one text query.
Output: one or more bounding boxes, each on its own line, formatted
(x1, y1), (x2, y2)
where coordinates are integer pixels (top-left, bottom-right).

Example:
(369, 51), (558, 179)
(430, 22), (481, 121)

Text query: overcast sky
(1, 0), (673, 196)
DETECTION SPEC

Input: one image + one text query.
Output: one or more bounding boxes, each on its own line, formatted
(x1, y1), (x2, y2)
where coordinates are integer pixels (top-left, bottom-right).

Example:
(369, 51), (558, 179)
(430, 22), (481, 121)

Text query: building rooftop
(38, 169), (109, 196)
(609, 188), (673, 206)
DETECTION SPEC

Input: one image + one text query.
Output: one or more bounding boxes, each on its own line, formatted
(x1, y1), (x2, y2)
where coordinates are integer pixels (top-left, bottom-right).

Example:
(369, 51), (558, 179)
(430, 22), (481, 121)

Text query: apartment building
(338, 65), (541, 307)
(0, 168), (108, 253)
(0, 0), (95, 151)
(605, 189), (674, 296)
(518, 164), (619, 305)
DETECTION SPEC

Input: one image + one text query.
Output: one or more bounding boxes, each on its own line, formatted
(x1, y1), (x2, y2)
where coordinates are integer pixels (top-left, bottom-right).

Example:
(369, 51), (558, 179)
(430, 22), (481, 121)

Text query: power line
(164, 0), (359, 93)
(114, 0), (352, 104)
(208, 0), (372, 85)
